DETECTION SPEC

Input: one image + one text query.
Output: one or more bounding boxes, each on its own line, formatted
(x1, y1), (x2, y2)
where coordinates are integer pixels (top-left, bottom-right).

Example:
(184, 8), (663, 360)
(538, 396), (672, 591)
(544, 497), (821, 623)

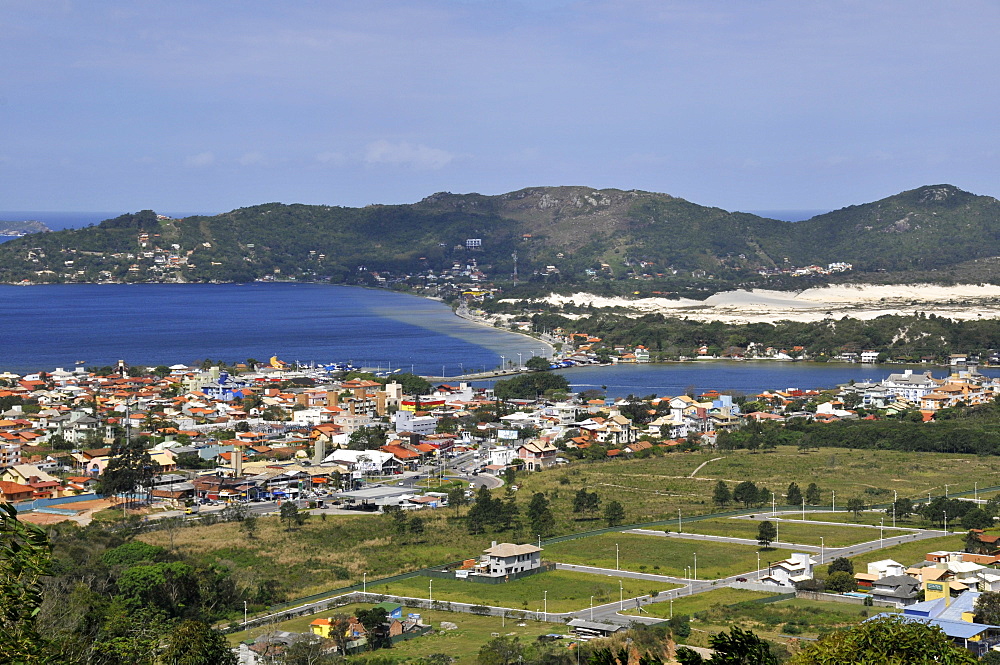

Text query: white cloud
(315, 151), (347, 166)
(184, 151), (215, 167)
(364, 140), (454, 170)
(238, 151), (266, 166)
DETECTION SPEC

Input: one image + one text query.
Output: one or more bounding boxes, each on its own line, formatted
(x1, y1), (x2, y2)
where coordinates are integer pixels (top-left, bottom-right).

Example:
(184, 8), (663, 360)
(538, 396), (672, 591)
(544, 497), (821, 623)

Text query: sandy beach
(533, 283), (1000, 324)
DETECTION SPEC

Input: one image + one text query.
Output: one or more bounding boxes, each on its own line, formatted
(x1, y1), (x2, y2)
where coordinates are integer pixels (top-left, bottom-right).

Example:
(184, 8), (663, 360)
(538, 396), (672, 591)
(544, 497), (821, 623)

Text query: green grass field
(801, 511), (931, 528)
(227, 603), (557, 665)
(845, 533), (967, 571)
(543, 532), (792, 579)
(679, 596), (896, 649)
(623, 588), (781, 619)
(679, 517), (893, 547)
(370, 570), (675, 613)
(138, 445), (1000, 611)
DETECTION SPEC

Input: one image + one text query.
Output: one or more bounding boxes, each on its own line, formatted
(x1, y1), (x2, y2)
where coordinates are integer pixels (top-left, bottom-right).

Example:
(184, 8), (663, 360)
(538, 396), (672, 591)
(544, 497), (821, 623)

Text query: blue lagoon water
(1, 283), (993, 395)
(0, 284), (538, 375)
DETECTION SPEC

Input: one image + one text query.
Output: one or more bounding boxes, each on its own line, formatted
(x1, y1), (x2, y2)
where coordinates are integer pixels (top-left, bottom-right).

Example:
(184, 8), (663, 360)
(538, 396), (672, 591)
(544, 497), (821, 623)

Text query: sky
(2, 0), (998, 215)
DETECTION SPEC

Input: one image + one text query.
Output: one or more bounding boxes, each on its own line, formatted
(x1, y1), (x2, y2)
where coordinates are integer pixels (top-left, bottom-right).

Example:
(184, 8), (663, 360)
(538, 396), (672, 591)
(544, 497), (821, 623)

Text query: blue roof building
(870, 591), (1000, 657)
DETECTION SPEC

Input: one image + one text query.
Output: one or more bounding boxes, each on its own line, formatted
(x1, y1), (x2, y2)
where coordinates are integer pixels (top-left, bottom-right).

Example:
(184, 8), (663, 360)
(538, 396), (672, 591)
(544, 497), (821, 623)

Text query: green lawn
(623, 588), (781, 619)
(680, 517), (893, 547)
(678, 596), (896, 649)
(801, 511), (932, 528)
(846, 533), (967, 571)
(543, 532), (794, 580)
(228, 603), (557, 665)
(371, 570), (675, 613)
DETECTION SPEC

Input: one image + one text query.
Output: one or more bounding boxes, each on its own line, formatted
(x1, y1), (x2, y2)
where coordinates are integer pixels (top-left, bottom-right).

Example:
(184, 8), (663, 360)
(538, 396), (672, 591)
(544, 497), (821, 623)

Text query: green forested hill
(1, 184), (998, 287)
(786, 184), (1000, 271)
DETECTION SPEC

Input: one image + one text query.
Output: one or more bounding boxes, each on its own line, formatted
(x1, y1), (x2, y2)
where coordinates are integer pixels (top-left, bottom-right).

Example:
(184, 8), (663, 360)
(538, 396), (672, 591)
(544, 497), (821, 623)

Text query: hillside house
(471, 542), (542, 577)
(760, 553), (814, 588)
(516, 441), (558, 471)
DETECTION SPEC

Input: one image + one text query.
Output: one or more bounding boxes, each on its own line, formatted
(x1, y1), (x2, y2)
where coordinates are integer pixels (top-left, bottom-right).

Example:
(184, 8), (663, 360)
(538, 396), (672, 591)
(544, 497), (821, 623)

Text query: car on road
(736, 577), (747, 582)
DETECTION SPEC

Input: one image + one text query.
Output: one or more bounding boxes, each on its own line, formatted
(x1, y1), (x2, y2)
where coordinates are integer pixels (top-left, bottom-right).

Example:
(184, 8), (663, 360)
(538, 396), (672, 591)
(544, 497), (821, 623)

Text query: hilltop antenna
(512, 251), (518, 283)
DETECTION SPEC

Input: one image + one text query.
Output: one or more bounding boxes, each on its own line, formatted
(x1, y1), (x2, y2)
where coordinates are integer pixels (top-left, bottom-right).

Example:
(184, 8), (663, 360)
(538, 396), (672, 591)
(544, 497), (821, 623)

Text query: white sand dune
(536, 284), (1000, 324)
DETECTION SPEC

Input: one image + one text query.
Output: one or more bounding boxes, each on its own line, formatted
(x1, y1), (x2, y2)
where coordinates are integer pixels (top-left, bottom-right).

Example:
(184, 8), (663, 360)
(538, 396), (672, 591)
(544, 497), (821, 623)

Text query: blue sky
(2, 0), (998, 214)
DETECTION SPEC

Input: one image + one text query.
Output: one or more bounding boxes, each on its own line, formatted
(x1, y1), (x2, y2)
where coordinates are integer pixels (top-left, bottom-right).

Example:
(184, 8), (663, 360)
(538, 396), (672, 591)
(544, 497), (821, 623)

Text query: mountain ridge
(1, 184), (998, 291)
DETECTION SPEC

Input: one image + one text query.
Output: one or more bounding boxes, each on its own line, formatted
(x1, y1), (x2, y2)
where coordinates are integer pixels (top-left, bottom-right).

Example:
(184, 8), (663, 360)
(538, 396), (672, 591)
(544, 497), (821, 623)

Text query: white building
(470, 542), (542, 577)
(760, 553), (814, 588)
(392, 409), (438, 435)
(882, 370), (939, 402)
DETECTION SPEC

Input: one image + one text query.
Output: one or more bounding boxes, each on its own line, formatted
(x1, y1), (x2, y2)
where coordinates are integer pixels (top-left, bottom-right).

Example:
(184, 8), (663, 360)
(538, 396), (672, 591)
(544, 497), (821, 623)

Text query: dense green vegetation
(2, 507), (244, 664)
(6, 184), (1000, 290)
(517, 309), (1000, 360)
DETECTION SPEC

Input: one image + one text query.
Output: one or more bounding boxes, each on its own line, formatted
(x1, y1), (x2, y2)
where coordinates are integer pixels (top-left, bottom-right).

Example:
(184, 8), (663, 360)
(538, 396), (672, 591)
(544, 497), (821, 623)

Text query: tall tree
(98, 436), (155, 509)
(757, 520), (777, 549)
(447, 486), (468, 514)
(827, 557), (854, 576)
(280, 502), (304, 531)
(356, 607), (389, 651)
(733, 481), (759, 508)
(892, 496), (913, 518)
(347, 425), (387, 451)
(975, 591), (1000, 625)
(786, 482), (803, 507)
(0, 503), (53, 664)
(526, 493), (554, 537)
(846, 497), (866, 519)
(161, 619), (238, 665)
(805, 482), (821, 505)
(604, 500), (625, 527)
(712, 481), (732, 507)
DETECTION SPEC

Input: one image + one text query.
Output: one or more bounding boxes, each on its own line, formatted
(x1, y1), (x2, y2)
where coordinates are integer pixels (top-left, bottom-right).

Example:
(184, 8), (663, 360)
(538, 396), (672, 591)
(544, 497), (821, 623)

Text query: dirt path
(689, 457), (723, 478)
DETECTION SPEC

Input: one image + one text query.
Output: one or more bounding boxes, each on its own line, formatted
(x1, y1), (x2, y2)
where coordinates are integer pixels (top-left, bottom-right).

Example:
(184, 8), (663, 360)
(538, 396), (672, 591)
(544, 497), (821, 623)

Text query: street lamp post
(757, 551), (761, 580)
(616, 543), (620, 571)
(429, 579), (433, 603)
(820, 537), (824, 565)
(880, 518), (884, 548)
(363, 572), (367, 595)
(772, 492), (776, 517)
(945, 484), (950, 498)
(619, 580), (623, 611)
(244, 600), (248, 629)
(678, 508), (682, 533)
(832, 490), (835, 513)
(670, 597), (674, 619)
(590, 596), (594, 620)
(944, 511), (948, 534)
(694, 552), (697, 581)
(544, 590), (547, 621)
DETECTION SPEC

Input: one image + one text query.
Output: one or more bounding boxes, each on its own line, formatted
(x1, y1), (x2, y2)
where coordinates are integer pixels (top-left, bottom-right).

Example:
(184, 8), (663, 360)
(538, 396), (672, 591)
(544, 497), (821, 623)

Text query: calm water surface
(0, 284), (538, 375)
(1, 283), (992, 396)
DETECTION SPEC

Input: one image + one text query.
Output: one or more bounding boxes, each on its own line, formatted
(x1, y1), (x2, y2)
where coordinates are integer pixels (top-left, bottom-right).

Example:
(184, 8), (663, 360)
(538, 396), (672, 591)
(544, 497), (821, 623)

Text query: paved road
(556, 521), (956, 626)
